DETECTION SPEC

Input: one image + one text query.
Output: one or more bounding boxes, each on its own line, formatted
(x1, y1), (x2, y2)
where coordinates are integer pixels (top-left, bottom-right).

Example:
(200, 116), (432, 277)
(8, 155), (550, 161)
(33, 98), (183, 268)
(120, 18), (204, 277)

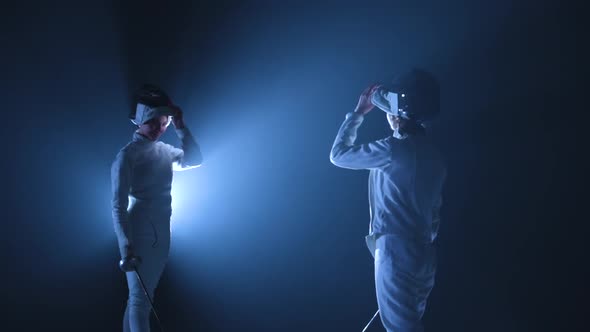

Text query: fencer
(111, 84), (203, 332)
(330, 69), (446, 332)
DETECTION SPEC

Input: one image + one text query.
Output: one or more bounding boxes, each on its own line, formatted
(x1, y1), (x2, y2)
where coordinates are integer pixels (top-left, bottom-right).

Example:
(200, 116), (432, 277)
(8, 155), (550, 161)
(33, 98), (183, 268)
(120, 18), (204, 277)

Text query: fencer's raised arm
(111, 150), (133, 259)
(171, 127), (203, 171)
(330, 112), (392, 170)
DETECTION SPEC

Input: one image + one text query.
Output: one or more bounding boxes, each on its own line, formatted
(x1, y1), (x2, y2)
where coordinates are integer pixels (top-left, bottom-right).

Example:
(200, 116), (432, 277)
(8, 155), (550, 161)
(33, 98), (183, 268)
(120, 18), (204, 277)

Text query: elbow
(329, 154), (339, 166)
(194, 153), (203, 166)
(175, 157), (203, 171)
(191, 150), (203, 165)
(330, 142), (354, 168)
(184, 152), (204, 169)
(188, 154), (203, 168)
(329, 147), (363, 170)
(329, 149), (345, 167)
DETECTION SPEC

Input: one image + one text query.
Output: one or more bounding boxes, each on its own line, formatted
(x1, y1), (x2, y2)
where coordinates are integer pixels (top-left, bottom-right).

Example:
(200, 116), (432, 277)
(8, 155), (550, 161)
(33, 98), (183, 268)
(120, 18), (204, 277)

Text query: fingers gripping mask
(131, 103), (174, 125)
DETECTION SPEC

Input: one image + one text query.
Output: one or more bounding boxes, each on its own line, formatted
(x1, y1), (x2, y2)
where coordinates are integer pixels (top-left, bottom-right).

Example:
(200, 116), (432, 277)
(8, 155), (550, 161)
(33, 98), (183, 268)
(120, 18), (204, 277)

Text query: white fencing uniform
(111, 128), (202, 332)
(330, 112), (445, 332)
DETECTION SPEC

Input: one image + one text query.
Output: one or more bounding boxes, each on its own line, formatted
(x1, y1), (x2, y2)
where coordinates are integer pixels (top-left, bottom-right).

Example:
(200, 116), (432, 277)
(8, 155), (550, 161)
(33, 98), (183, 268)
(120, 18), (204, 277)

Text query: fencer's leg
(125, 234), (169, 332)
(123, 302), (131, 332)
(374, 236), (435, 332)
(126, 269), (153, 332)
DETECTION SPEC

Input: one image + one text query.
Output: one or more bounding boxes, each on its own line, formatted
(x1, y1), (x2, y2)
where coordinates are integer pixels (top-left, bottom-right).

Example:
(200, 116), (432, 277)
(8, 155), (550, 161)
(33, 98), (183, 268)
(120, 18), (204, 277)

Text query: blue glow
(8, 1), (553, 330)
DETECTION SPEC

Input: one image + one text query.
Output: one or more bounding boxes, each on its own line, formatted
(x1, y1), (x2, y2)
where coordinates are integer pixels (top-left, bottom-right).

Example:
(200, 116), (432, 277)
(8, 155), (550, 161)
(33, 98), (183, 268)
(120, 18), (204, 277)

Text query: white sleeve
(111, 150), (133, 258)
(330, 112), (392, 170)
(171, 127), (203, 171)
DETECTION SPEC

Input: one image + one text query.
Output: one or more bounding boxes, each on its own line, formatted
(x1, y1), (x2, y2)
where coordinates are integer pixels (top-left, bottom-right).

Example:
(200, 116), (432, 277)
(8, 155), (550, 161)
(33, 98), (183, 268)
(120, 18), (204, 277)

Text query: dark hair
(392, 68), (440, 123)
(135, 84), (171, 107)
(128, 84), (171, 121)
(399, 118), (426, 136)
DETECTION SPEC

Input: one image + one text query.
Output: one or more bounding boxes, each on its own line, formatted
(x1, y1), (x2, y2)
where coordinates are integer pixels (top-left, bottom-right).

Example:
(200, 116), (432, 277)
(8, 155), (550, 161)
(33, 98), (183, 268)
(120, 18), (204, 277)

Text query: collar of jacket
(133, 131), (156, 143)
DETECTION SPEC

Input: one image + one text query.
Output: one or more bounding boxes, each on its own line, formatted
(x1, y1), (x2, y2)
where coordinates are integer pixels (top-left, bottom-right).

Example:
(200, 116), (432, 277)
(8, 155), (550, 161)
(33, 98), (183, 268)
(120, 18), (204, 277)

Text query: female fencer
(111, 84), (203, 331)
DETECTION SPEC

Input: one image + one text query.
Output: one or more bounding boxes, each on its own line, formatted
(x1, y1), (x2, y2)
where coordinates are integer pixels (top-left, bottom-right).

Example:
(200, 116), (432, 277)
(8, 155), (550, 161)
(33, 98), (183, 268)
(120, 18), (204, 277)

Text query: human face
(138, 115), (171, 141)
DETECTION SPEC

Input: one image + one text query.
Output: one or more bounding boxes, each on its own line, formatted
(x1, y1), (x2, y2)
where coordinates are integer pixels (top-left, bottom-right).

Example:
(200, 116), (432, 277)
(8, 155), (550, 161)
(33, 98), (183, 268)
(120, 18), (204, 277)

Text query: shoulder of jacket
(155, 141), (176, 150)
(116, 142), (139, 160)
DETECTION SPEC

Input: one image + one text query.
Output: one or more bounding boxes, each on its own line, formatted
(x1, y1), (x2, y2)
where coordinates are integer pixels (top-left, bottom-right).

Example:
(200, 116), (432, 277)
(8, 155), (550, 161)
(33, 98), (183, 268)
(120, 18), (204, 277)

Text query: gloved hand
(119, 255), (142, 272)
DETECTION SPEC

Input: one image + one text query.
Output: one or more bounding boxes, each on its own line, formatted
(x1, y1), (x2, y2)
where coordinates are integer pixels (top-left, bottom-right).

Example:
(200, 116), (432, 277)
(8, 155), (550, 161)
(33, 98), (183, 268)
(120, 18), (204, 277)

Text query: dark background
(2, 0), (586, 331)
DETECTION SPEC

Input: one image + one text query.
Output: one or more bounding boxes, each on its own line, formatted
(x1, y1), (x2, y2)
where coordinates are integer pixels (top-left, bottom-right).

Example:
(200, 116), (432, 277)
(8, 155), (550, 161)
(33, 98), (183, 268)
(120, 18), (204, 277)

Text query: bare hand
(354, 84), (381, 115)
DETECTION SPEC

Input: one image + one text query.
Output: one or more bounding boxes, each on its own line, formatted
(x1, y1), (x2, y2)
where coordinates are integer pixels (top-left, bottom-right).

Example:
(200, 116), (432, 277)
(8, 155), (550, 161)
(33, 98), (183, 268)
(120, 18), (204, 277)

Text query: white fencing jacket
(111, 127), (202, 257)
(330, 112), (446, 246)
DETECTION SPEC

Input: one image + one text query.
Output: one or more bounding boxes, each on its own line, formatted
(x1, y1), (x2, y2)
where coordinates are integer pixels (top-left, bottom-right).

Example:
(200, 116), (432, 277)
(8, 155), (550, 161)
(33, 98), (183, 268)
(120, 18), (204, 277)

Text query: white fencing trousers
(374, 234), (436, 332)
(123, 206), (171, 332)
